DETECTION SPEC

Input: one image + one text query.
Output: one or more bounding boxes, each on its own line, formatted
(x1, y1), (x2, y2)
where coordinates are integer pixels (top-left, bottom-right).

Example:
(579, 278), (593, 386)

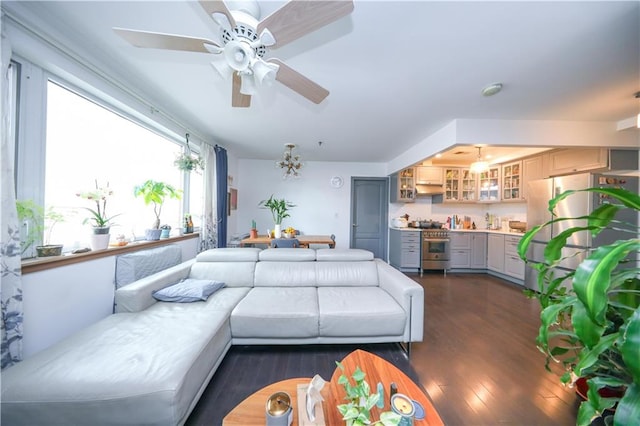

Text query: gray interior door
(350, 177), (389, 260)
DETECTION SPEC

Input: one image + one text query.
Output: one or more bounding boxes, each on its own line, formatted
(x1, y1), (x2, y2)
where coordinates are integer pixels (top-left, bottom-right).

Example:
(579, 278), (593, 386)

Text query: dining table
(239, 234), (336, 248)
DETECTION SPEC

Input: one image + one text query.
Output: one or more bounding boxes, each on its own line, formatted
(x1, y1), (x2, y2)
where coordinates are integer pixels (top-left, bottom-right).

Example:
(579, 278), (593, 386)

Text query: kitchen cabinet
(470, 233), (487, 268)
(501, 161), (522, 201)
(504, 235), (525, 281)
(487, 233), (504, 272)
(416, 166), (443, 185)
(443, 168), (477, 203)
(478, 166), (500, 202)
(390, 168), (416, 203)
(389, 229), (421, 271)
(548, 148), (608, 176)
(449, 232), (486, 269)
(522, 155), (547, 200)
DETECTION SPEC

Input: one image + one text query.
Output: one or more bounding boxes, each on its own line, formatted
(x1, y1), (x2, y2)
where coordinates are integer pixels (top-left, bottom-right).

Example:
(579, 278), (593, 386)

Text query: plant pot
(160, 229), (170, 239)
(89, 234), (110, 251)
(36, 244), (63, 257)
(92, 226), (110, 235)
(575, 377), (626, 408)
(274, 224), (282, 238)
(250, 229), (258, 239)
(145, 229), (162, 241)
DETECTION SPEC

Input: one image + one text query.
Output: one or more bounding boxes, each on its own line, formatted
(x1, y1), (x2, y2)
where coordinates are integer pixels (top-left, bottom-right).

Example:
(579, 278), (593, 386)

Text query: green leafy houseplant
(76, 180), (120, 230)
(174, 152), (204, 172)
(133, 180), (182, 230)
(16, 199), (44, 255)
(258, 195), (295, 225)
(336, 362), (401, 426)
(517, 187), (639, 426)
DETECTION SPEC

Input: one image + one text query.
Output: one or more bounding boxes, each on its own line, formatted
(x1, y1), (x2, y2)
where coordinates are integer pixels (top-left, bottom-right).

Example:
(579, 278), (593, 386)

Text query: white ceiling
(3, 1), (639, 163)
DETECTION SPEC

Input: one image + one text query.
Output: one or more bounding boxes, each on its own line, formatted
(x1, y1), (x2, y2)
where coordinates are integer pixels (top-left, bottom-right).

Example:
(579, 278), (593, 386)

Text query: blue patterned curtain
(214, 145), (228, 248)
(199, 143), (217, 251)
(1, 32), (23, 369)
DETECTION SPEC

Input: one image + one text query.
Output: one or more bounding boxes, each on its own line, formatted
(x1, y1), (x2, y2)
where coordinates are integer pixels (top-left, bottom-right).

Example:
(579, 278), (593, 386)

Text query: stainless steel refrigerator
(524, 172), (638, 291)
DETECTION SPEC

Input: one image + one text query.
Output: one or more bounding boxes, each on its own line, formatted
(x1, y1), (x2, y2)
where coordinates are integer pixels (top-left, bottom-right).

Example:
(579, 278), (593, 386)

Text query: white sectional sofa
(1, 248), (424, 425)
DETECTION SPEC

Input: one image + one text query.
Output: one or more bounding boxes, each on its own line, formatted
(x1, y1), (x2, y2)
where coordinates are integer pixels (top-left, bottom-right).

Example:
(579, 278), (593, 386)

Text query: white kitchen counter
(390, 227), (526, 237)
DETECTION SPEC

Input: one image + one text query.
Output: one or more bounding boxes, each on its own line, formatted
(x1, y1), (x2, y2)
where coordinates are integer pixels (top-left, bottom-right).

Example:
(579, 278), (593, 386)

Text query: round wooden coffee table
(223, 349), (443, 425)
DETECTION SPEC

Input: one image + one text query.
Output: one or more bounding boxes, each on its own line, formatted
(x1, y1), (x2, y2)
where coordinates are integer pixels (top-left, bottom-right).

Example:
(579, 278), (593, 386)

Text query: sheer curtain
(1, 31), (23, 369)
(199, 143), (217, 251)
(214, 145), (228, 248)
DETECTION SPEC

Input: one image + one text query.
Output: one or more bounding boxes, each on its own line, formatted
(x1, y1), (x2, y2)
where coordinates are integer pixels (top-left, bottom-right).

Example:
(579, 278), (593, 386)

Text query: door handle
(352, 224), (359, 227)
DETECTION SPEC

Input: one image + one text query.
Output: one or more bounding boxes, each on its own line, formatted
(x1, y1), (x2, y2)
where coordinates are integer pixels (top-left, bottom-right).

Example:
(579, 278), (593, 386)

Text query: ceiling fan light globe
(224, 40), (253, 71)
(252, 59), (279, 85)
(239, 73), (257, 95)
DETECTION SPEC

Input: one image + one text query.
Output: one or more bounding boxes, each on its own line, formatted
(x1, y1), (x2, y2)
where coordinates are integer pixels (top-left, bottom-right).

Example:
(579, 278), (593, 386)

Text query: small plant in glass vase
(134, 180), (182, 240)
(335, 362), (401, 426)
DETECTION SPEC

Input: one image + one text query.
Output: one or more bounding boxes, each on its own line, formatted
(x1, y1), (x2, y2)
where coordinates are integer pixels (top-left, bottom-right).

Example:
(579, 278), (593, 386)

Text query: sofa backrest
(189, 248), (260, 288)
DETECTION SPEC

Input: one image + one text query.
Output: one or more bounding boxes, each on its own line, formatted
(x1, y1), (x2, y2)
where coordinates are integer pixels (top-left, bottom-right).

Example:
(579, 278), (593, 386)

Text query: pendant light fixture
(276, 143), (302, 179)
(470, 146), (490, 173)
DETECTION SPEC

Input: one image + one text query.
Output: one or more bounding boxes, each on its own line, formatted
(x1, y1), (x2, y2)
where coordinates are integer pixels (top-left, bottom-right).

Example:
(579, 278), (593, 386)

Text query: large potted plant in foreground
(517, 187), (639, 426)
(259, 195), (295, 238)
(134, 180), (182, 240)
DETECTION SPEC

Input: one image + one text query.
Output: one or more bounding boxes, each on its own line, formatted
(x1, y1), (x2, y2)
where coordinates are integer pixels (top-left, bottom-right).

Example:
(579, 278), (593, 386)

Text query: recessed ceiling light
(482, 83), (503, 97)
(435, 153), (442, 158)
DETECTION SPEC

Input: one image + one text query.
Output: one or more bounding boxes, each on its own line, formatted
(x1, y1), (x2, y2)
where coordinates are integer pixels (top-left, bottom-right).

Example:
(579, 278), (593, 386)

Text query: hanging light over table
(276, 144), (302, 179)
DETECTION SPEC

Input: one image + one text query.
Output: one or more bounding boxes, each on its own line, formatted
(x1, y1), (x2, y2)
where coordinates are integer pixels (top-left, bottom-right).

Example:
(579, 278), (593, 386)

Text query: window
(44, 81), (194, 250)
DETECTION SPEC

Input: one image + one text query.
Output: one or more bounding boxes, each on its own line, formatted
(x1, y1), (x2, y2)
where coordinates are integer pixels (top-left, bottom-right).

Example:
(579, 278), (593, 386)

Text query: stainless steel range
(421, 229), (450, 275)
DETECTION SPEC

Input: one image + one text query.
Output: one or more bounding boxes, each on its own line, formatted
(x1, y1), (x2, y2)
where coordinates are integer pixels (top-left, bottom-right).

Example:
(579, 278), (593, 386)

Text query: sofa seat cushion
(1, 308), (232, 425)
(317, 287), (406, 337)
(231, 287), (319, 338)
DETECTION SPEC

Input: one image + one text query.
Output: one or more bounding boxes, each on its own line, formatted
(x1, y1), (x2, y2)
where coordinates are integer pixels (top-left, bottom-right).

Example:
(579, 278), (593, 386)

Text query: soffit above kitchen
(420, 146), (553, 168)
(2, 1), (638, 163)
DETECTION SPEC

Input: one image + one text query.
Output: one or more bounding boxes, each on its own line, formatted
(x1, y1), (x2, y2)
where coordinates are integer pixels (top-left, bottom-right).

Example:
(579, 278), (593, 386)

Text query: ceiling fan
(114, 0), (354, 107)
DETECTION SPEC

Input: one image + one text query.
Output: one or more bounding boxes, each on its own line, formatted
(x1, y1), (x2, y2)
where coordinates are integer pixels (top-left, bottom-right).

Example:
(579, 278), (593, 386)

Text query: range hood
(415, 183), (445, 196)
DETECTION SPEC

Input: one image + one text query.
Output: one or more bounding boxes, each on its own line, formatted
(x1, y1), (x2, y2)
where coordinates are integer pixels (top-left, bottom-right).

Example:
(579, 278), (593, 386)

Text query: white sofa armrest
(114, 259), (195, 313)
(374, 259), (424, 342)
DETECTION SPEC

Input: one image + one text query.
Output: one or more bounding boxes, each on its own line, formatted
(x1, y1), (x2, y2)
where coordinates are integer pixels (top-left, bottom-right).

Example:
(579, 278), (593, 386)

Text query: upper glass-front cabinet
(478, 166), (500, 202)
(444, 168), (476, 203)
(390, 167), (416, 203)
(502, 161), (522, 201)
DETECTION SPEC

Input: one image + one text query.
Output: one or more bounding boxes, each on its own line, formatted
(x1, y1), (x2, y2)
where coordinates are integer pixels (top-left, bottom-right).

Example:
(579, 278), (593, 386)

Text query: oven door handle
(423, 238), (450, 242)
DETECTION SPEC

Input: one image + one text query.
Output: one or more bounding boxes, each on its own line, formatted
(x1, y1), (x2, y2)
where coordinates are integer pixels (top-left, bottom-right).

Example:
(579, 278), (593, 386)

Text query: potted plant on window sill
(134, 179), (182, 241)
(77, 181), (121, 250)
(35, 207), (65, 257)
(517, 187), (640, 426)
(259, 195), (295, 238)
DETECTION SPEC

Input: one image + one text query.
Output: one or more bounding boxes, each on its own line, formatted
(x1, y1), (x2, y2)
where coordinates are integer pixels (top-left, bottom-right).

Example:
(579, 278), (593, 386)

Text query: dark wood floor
(187, 273), (580, 425)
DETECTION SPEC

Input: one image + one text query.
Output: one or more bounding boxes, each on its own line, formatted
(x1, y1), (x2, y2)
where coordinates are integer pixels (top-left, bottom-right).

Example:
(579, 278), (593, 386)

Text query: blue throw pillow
(152, 279), (225, 303)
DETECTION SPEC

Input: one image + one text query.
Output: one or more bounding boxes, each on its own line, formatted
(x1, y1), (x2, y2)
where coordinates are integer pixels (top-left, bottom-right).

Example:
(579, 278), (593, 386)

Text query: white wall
(233, 159), (386, 249)
(22, 238), (199, 358)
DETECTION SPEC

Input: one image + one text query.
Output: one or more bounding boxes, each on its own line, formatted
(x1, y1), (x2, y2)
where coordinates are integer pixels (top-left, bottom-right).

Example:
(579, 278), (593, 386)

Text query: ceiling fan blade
(232, 72), (251, 107)
(113, 28), (220, 53)
(199, 1), (236, 31)
(257, 0), (354, 49)
(269, 59), (329, 104)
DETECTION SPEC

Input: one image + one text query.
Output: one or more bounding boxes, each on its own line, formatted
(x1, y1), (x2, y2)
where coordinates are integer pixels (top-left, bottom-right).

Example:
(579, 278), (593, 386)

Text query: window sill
(21, 233), (200, 275)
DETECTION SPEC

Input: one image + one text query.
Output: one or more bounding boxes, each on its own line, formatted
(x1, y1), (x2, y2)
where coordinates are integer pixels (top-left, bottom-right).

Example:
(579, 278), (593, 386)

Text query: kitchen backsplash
(388, 197), (527, 228)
